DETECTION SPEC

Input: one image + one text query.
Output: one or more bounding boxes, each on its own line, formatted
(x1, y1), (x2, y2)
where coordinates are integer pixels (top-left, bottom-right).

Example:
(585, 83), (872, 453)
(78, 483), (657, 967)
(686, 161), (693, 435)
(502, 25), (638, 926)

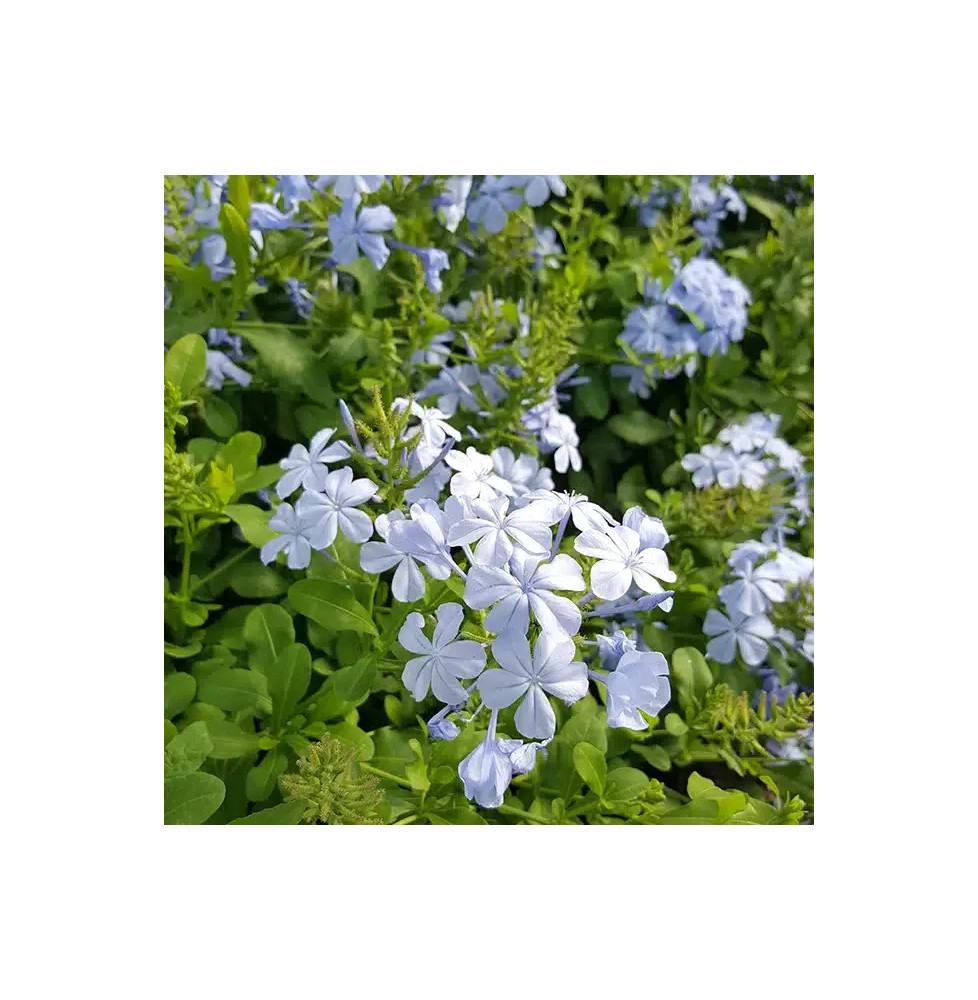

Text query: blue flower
(275, 175), (312, 211)
(596, 629), (639, 670)
(328, 202), (397, 269)
(466, 176), (523, 234)
(703, 608), (774, 666)
(276, 429), (351, 498)
(667, 258), (750, 355)
(391, 241), (450, 293)
(260, 502), (322, 570)
(249, 202), (301, 231)
(205, 350), (251, 390)
(199, 234), (235, 281)
(574, 525), (675, 602)
(314, 175), (385, 200)
(432, 176), (472, 232)
(506, 175), (566, 207)
(604, 650), (671, 729)
(359, 511), (427, 603)
(457, 709), (523, 808)
(284, 277), (315, 319)
(296, 466), (377, 546)
(531, 226), (562, 270)
(397, 603), (487, 703)
(206, 327), (245, 361)
(479, 629), (587, 739)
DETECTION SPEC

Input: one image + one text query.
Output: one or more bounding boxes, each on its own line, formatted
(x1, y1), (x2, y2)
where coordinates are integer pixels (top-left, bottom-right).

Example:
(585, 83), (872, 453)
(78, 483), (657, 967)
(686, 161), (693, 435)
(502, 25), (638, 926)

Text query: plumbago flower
(479, 629), (587, 739)
(603, 651), (671, 729)
(359, 511), (426, 603)
(397, 603), (486, 703)
(445, 447), (514, 501)
(328, 201), (396, 268)
(539, 413), (582, 473)
(574, 525), (676, 601)
(464, 550), (586, 637)
(259, 503), (322, 570)
(276, 429), (351, 498)
(490, 447), (553, 499)
(447, 496), (553, 567)
(314, 175), (385, 200)
(296, 467), (377, 546)
(718, 551), (787, 616)
(703, 608), (774, 666)
(466, 176), (523, 234)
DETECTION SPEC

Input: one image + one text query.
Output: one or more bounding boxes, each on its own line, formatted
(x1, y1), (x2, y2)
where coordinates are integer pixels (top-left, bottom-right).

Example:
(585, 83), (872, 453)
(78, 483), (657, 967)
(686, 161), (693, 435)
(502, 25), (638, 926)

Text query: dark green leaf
(265, 642), (312, 726)
(164, 721), (213, 776)
(197, 668), (271, 714)
(289, 580), (377, 636)
(243, 604), (295, 672)
(164, 772), (225, 824)
(164, 672), (196, 718)
(229, 800), (305, 825)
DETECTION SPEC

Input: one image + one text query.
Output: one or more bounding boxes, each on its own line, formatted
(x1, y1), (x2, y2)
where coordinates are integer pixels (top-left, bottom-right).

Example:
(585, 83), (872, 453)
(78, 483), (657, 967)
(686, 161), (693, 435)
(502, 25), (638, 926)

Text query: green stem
(330, 545), (368, 581)
(360, 762), (413, 790)
(392, 814), (419, 825)
(497, 804), (551, 825)
(179, 515), (195, 601)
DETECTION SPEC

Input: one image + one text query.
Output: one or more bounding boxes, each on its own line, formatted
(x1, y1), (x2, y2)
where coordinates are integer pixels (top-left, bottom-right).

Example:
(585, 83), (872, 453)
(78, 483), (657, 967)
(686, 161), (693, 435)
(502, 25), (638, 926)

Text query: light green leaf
(202, 395), (238, 438)
(216, 432), (262, 481)
(229, 800), (305, 825)
(164, 721), (213, 776)
(265, 642), (313, 726)
(289, 580), (377, 636)
(226, 503), (277, 547)
(331, 660), (377, 703)
(164, 772), (225, 824)
(573, 742), (606, 795)
(603, 767), (650, 802)
(164, 672), (196, 718)
(236, 325), (314, 383)
(671, 646), (712, 709)
(325, 722), (375, 761)
(205, 719), (260, 759)
(164, 334), (207, 396)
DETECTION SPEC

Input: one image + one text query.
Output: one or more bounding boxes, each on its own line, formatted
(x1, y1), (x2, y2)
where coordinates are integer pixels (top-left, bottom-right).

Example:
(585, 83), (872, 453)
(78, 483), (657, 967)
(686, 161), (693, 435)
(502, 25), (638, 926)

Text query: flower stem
(497, 804), (550, 824)
(191, 546), (250, 595)
(359, 762), (413, 790)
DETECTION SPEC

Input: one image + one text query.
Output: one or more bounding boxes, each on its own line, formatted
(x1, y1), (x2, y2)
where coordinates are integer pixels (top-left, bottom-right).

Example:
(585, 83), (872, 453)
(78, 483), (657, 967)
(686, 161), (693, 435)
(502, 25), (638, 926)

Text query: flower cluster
(260, 396), (676, 809)
(682, 413), (814, 759)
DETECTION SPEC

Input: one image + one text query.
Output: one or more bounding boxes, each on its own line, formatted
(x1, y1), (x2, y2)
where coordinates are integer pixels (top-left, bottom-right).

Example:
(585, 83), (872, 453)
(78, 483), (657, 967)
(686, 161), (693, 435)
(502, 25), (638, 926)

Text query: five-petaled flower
(444, 447), (514, 501)
(479, 629), (587, 739)
(276, 429), (351, 498)
(604, 650), (671, 730)
(260, 502), (322, 570)
(328, 202), (397, 269)
(359, 511), (427, 603)
(447, 496), (553, 567)
(574, 525), (676, 601)
(398, 603), (487, 703)
(295, 467), (377, 547)
(703, 608), (774, 666)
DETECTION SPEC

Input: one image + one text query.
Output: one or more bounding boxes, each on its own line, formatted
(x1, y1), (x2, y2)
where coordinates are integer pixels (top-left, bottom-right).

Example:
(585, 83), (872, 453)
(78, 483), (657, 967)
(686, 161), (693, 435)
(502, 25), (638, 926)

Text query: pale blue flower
(719, 413), (781, 453)
(590, 590), (675, 619)
(328, 202), (396, 269)
(284, 277), (315, 319)
(479, 629), (587, 739)
(719, 554), (787, 616)
(207, 327), (245, 361)
(605, 650), (671, 729)
(386, 499), (464, 579)
(426, 704), (461, 741)
(314, 175), (385, 200)
(464, 550), (586, 638)
(275, 175), (312, 211)
(506, 175), (566, 207)
(681, 443), (727, 488)
(199, 234), (235, 281)
(620, 507), (670, 550)
(667, 258), (750, 355)
(432, 176), (472, 232)
(295, 466), (377, 546)
(703, 608), (774, 666)
(466, 176), (523, 234)
(260, 502), (322, 570)
(205, 350), (251, 390)
(596, 629), (639, 670)
(447, 495), (553, 566)
(574, 526), (675, 601)
(276, 429), (351, 498)
(531, 226), (562, 269)
(490, 448), (554, 499)
(523, 490), (616, 533)
(410, 330), (454, 366)
(458, 710), (522, 808)
(391, 241), (450, 292)
(539, 413), (581, 473)
(509, 739), (550, 775)
(444, 447), (514, 501)
(397, 602), (487, 703)
(713, 448), (771, 490)
(250, 202), (300, 231)
(359, 511), (426, 603)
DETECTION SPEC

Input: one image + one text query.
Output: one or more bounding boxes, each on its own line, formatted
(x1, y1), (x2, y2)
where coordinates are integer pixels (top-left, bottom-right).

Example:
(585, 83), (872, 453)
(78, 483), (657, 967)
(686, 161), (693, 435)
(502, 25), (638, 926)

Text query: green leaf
(607, 411), (669, 445)
(332, 660), (377, 703)
(243, 604), (295, 672)
(229, 561), (287, 598)
(325, 722), (374, 761)
(215, 432), (261, 481)
(664, 713), (688, 736)
(288, 580), (377, 636)
(233, 464), (283, 498)
(573, 742), (606, 795)
(164, 672), (196, 718)
(633, 744), (672, 771)
(603, 767), (650, 802)
(560, 710), (608, 752)
(245, 750), (288, 802)
(428, 808), (487, 825)
(671, 646), (713, 710)
(202, 395), (239, 438)
(265, 642), (312, 726)
(576, 377), (609, 420)
(205, 719), (261, 760)
(229, 800), (306, 825)
(164, 772), (226, 824)
(219, 203), (252, 274)
(164, 721), (213, 776)
(236, 324), (314, 384)
(226, 503), (277, 548)
(164, 334), (207, 396)
(197, 668), (271, 714)
(227, 175), (251, 218)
